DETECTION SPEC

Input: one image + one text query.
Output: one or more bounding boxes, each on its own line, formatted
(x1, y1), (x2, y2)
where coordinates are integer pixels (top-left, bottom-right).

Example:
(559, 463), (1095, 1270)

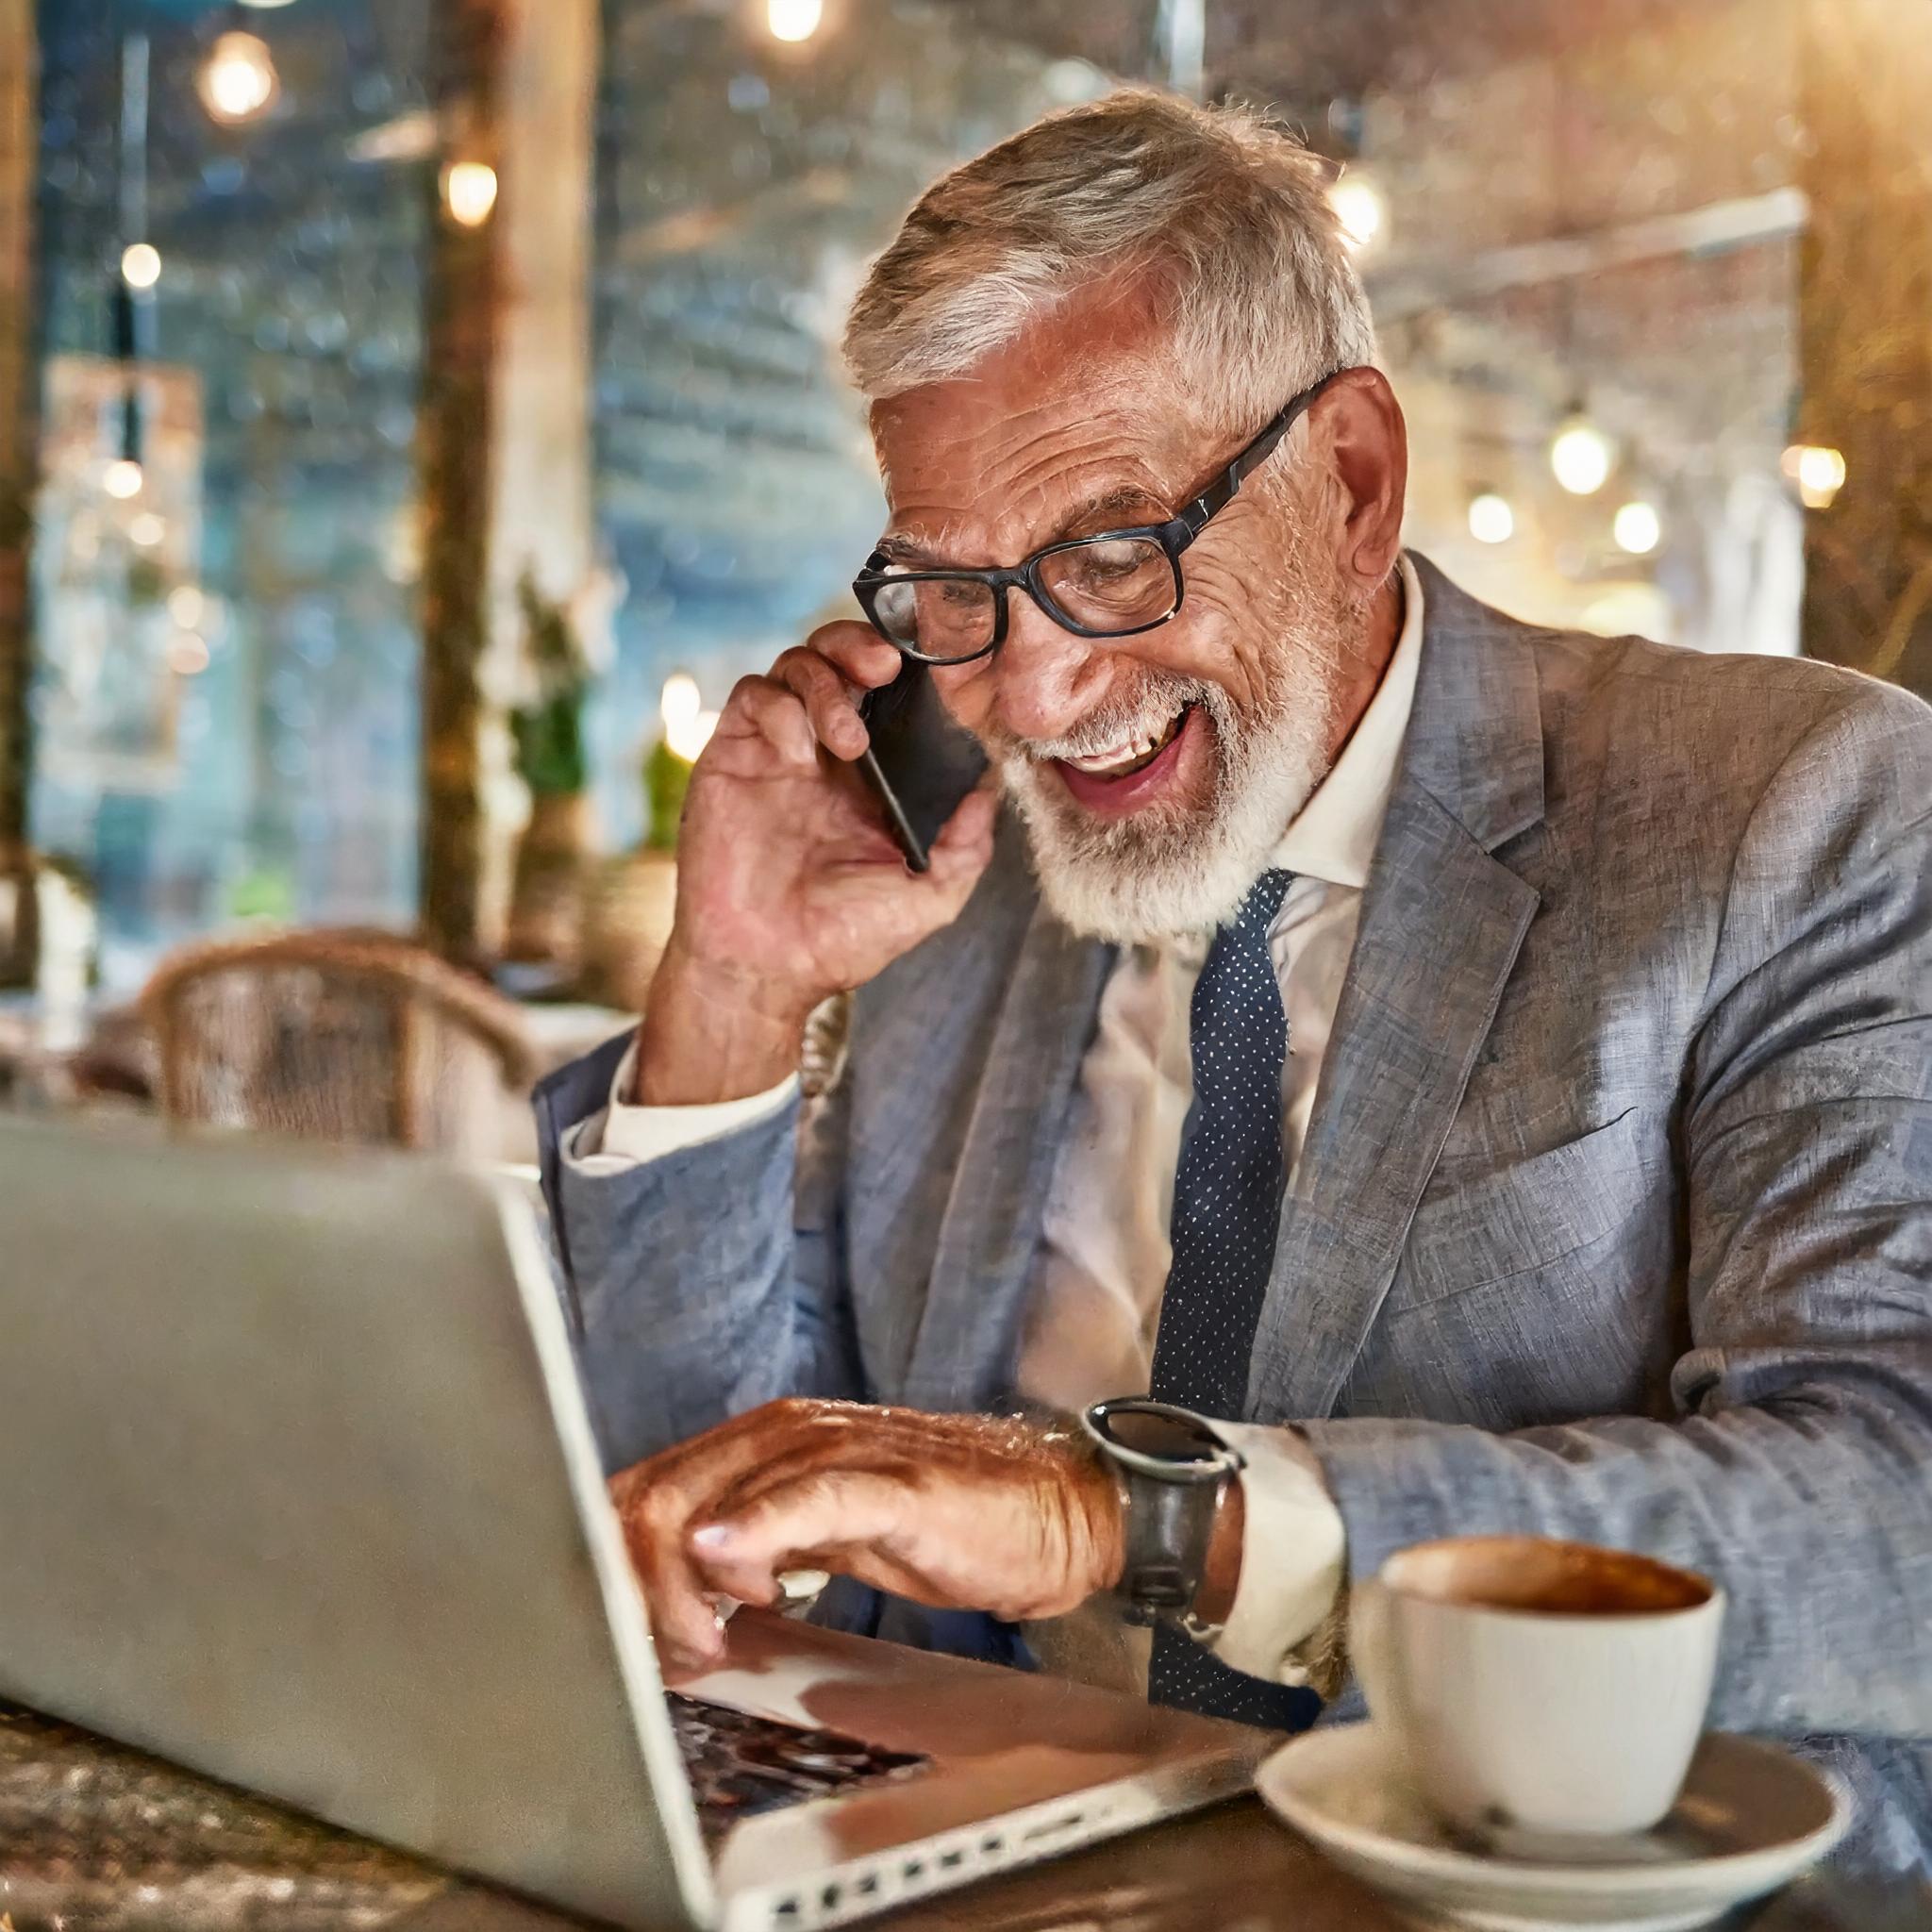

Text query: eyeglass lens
(871, 534), (1178, 661)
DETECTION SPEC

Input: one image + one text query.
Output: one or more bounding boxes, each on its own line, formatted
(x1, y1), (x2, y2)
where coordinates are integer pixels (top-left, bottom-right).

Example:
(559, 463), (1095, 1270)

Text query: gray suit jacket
(538, 556), (1932, 1873)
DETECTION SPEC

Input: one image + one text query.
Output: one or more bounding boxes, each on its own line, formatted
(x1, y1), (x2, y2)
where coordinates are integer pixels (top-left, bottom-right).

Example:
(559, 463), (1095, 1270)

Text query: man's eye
(1065, 541), (1162, 591)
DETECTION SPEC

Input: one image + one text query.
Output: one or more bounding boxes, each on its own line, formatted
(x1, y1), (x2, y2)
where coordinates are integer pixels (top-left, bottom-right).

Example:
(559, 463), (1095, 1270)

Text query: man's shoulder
(1529, 615), (1921, 724)
(1515, 614), (1932, 814)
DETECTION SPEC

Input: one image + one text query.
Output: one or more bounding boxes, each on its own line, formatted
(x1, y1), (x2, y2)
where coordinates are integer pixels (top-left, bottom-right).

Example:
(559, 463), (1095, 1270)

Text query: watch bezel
(1081, 1397), (1244, 1486)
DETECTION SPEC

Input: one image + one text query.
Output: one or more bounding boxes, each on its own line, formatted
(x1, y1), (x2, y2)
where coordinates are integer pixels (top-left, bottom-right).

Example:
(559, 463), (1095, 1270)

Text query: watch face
(1092, 1401), (1225, 1464)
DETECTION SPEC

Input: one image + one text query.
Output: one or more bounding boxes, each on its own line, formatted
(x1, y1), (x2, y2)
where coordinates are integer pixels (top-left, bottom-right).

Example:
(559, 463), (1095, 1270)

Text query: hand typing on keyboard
(606, 1399), (1124, 1679)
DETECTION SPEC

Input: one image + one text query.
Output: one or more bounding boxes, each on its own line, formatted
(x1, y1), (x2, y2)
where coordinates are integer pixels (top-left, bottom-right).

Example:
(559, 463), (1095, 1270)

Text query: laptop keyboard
(667, 1693), (931, 1845)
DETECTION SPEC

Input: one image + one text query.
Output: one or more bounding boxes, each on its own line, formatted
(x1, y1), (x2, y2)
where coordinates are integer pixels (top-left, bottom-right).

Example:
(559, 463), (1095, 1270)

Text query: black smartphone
(857, 663), (989, 873)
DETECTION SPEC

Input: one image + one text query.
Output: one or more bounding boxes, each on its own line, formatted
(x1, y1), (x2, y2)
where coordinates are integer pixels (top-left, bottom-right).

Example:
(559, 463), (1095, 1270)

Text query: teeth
(1065, 709), (1185, 775)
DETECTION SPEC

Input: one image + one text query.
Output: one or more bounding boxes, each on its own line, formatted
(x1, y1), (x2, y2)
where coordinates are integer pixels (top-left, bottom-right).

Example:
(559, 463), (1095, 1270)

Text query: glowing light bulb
(121, 242), (161, 291)
(768, 0), (824, 41)
(442, 160), (499, 228)
(1782, 444), (1847, 510)
(238, 0), (299, 9)
(1551, 417), (1614, 496)
(1613, 500), (1662, 556)
(167, 585), (206, 628)
(104, 459), (143, 500)
(129, 511), (167, 548)
(1468, 492), (1515, 545)
(199, 31), (278, 124)
(1328, 174), (1388, 255)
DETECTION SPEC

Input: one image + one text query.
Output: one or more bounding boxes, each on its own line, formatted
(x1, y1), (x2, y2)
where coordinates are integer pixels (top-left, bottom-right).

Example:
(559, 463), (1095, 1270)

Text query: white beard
(995, 663), (1334, 945)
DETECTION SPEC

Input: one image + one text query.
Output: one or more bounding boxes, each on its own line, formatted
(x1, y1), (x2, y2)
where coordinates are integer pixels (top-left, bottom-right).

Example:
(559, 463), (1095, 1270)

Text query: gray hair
(842, 89), (1377, 435)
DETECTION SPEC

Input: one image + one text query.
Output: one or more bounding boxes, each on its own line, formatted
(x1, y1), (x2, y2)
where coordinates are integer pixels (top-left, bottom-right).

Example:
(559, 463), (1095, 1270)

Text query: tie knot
(1234, 868), (1293, 935)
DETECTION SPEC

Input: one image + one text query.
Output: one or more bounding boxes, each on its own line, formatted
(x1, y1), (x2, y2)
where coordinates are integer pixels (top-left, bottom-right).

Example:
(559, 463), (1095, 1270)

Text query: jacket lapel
(899, 896), (1114, 1413)
(1245, 555), (1546, 1423)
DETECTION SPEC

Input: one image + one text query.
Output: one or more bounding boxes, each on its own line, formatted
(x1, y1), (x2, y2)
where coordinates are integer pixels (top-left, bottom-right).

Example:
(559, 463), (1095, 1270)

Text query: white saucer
(1257, 1723), (1850, 1932)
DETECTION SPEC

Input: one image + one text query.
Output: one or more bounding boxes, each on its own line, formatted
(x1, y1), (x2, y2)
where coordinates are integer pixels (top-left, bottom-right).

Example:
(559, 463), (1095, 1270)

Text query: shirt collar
(1272, 552), (1424, 891)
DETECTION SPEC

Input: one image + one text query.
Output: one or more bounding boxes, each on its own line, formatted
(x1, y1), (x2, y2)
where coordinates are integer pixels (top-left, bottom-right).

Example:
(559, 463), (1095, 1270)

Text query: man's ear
(1315, 367), (1408, 592)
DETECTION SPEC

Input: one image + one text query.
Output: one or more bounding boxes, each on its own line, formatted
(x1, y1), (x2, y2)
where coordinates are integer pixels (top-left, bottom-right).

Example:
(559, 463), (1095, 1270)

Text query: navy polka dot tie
(1146, 868), (1321, 1732)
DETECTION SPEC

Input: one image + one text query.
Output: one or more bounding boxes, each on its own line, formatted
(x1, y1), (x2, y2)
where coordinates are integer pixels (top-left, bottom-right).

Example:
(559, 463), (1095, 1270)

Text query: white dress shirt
(568, 557), (1425, 1690)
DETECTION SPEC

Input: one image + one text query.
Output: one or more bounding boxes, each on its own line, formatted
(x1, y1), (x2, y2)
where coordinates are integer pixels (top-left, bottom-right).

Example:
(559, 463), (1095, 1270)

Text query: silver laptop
(0, 1119), (1269, 1929)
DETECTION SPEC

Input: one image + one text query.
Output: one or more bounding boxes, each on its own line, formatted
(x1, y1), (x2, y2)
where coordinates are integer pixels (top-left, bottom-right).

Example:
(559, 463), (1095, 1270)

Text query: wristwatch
(1081, 1397), (1243, 1640)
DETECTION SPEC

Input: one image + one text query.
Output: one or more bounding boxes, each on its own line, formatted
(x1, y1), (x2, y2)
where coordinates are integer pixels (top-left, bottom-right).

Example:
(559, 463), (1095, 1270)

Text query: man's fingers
(805, 620), (903, 691)
(918, 786), (998, 904)
(688, 1472), (912, 1606)
(724, 675), (820, 770)
(771, 646), (870, 761)
(926, 784), (998, 862)
(615, 1503), (728, 1676)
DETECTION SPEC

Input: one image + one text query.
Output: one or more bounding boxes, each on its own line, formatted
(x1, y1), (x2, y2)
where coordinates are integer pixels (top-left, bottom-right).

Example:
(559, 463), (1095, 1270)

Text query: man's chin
(998, 707), (1324, 945)
(1002, 781), (1257, 945)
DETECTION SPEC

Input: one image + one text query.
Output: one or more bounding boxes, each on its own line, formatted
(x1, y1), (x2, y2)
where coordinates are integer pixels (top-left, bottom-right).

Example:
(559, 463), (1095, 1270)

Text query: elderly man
(537, 91), (1932, 1871)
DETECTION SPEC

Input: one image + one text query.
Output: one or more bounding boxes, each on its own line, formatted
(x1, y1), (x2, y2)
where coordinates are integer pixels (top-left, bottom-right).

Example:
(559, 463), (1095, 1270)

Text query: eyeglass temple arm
(1179, 372), (1341, 533)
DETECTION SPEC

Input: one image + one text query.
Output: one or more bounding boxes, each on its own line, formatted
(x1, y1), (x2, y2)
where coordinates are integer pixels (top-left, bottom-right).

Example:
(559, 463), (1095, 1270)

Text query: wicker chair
(142, 928), (539, 1158)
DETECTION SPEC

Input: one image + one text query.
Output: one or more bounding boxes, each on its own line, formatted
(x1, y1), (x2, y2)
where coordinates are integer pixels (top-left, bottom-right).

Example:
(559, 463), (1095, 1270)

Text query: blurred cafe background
(0, 0), (1926, 1154)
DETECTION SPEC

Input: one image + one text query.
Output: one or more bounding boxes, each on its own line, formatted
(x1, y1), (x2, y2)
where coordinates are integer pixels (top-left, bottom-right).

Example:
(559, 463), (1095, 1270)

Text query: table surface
(4, 1702), (1926, 1932)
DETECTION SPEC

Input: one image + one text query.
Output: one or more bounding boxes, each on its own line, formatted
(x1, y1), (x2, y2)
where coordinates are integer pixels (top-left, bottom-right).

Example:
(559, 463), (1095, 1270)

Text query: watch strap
(1115, 1464), (1227, 1629)
(1082, 1400), (1242, 1636)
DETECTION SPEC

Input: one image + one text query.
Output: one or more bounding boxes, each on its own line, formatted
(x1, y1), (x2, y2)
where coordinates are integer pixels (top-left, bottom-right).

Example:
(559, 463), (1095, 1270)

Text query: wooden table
(4, 1703), (1925, 1932)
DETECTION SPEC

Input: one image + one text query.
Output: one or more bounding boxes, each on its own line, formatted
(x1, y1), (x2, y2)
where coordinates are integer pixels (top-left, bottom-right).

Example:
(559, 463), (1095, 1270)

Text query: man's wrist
(631, 941), (816, 1106)
(1080, 1400), (1243, 1632)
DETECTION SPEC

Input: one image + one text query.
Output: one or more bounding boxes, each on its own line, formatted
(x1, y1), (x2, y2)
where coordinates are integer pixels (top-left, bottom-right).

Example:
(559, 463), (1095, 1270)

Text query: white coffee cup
(1353, 1535), (1724, 1841)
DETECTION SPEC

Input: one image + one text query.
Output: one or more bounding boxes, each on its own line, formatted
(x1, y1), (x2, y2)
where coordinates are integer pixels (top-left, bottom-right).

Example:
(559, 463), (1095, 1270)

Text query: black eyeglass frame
(852, 367), (1347, 666)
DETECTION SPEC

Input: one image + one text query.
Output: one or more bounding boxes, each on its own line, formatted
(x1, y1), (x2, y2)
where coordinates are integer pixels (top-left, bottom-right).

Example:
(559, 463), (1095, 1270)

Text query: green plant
(642, 737), (691, 852)
(508, 570), (591, 798)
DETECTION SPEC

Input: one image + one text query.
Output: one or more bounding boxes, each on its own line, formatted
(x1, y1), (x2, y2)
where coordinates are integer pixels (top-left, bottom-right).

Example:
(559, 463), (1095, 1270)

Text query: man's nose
(991, 592), (1110, 745)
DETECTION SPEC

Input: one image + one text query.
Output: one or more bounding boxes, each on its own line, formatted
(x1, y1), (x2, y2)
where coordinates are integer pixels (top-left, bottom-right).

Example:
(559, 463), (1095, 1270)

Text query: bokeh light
(1782, 444), (1847, 510)
(1613, 500), (1662, 556)
(1328, 174), (1388, 255)
(1468, 492), (1515, 544)
(1551, 418), (1615, 496)
(121, 242), (161, 291)
(442, 160), (499, 228)
(660, 672), (719, 762)
(768, 0), (824, 42)
(199, 32), (279, 125)
(167, 634), (211, 677)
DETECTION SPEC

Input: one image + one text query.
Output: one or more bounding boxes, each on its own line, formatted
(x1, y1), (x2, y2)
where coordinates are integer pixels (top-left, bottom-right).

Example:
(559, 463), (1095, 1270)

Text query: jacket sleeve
(1298, 681), (1932, 1740)
(533, 1032), (864, 1473)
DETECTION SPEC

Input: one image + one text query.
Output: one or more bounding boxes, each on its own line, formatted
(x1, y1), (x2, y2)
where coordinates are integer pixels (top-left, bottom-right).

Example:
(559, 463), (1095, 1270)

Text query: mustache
(983, 670), (1219, 763)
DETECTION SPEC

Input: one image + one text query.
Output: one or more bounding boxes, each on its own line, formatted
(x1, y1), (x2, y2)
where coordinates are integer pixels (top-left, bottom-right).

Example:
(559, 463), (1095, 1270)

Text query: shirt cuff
(1202, 1421), (1347, 1689)
(564, 1040), (800, 1173)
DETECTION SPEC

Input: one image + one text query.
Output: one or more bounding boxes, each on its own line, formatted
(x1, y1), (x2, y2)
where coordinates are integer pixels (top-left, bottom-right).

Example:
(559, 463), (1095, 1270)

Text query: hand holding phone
(628, 623), (996, 1108)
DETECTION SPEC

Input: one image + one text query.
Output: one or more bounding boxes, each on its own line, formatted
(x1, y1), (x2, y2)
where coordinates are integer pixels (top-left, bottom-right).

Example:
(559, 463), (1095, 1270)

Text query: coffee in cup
(1353, 1535), (1724, 1842)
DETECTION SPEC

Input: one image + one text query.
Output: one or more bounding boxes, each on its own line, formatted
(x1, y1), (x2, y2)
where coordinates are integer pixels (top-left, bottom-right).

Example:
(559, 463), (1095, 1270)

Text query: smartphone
(856, 663), (989, 873)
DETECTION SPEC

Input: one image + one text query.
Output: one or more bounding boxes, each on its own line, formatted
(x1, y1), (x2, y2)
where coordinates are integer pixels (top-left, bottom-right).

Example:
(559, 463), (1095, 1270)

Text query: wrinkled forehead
(868, 322), (1214, 566)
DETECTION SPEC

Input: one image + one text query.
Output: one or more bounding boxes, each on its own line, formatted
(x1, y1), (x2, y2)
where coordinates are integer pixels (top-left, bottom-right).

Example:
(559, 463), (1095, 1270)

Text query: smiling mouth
(1058, 704), (1192, 780)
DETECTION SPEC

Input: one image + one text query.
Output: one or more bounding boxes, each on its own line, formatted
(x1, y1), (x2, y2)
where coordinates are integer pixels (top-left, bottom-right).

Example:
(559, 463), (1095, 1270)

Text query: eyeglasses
(852, 369), (1344, 667)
